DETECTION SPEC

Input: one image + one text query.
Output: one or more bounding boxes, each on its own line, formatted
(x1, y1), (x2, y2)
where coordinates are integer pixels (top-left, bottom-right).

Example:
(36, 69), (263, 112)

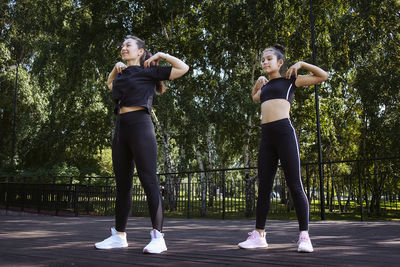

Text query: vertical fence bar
(222, 170), (226, 220)
(5, 179), (9, 212)
(21, 177), (26, 212)
(305, 164), (311, 220)
(55, 189), (60, 216)
(74, 185), (79, 217)
(357, 160), (364, 221)
(187, 173), (191, 219)
(229, 180), (232, 213)
(37, 184), (41, 214)
(87, 178), (92, 215)
(105, 178), (109, 216)
(85, 184), (90, 215)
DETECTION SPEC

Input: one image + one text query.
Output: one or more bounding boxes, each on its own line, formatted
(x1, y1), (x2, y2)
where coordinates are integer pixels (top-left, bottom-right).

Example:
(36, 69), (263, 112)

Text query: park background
(0, 0), (399, 220)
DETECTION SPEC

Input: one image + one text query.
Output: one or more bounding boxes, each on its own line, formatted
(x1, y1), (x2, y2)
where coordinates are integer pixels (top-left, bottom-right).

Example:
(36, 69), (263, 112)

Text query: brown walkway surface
(0, 213), (399, 266)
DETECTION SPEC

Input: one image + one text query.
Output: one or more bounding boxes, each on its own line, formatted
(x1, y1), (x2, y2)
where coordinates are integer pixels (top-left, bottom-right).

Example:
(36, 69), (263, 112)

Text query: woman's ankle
(255, 228), (265, 237)
(115, 230), (126, 237)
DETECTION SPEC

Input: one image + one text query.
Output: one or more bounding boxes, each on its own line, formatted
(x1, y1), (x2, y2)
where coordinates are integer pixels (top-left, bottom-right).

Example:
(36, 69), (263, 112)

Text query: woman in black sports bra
(95, 36), (189, 254)
(238, 44), (328, 253)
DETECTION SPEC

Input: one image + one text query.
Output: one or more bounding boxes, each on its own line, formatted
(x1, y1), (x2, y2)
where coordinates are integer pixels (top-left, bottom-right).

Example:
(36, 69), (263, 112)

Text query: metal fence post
(5, 179), (10, 212)
(187, 173), (191, 219)
(37, 185), (42, 214)
(55, 189), (60, 216)
(21, 178), (25, 212)
(222, 170), (226, 220)
(74, 185), (79, 217)
(357, 160), (364, 221)
(105, 178), (109, 216)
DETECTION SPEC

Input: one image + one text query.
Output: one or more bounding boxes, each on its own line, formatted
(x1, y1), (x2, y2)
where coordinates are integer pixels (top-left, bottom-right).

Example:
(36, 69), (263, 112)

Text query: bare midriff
(120, 106), (146, 114)
(261, 99), (291, 124)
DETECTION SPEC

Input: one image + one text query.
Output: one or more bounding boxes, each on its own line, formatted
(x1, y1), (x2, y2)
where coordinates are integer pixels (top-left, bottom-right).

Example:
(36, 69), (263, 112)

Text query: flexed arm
(144, 52), (189, 80)
(107, 62), (127, 90)
(252, 76), (268, 102)
(286, 61), (329, 87)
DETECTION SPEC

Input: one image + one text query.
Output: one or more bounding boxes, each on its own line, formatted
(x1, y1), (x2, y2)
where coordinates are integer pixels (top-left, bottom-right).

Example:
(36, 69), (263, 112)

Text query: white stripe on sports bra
(286, 83), (293, 101)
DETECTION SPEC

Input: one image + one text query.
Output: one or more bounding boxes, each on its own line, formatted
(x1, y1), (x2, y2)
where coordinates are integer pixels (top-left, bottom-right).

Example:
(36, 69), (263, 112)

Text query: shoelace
(298, 235), (310, 244)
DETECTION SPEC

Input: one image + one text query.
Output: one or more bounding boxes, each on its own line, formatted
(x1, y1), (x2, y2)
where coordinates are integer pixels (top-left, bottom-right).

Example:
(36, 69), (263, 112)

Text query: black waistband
(114, 108), (150, 143)
(261, 118), (290, 126)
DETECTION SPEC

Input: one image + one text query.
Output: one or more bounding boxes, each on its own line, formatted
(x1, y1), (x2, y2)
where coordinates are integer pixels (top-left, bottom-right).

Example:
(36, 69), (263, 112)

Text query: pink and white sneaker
(143, 229), (167, 254)
(297, 231), (314, 253)
(238, 230), (268, 249)
(94, 228), (128, 249)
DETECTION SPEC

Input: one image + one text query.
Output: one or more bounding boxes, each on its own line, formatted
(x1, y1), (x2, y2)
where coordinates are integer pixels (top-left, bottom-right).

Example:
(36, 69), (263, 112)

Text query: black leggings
(112, 110), (164, 232)
(256, 118), (309, 231)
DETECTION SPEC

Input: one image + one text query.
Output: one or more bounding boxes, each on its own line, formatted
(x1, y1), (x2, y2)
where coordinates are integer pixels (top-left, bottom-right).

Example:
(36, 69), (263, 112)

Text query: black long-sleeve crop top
(260, 76), (297, 105)
(112, 65), (172, 113)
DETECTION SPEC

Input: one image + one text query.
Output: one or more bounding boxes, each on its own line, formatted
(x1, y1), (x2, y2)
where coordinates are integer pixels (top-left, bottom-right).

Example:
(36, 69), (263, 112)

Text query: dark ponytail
(124, 35), (167, 94)
(263, 44), (287, 76)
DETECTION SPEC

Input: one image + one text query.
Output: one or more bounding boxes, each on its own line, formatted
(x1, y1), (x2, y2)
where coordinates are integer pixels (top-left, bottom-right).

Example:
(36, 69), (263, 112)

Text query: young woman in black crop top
(95, 36), (189, 254)
(238, 45), (328, 253)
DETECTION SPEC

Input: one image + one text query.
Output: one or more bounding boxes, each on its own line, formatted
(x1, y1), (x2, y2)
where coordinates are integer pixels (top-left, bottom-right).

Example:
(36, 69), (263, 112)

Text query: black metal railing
(1, 157), (399, 220)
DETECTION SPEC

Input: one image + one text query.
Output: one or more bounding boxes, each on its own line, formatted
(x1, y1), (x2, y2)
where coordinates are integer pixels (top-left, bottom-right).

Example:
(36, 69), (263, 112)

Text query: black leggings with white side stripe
(256, 118), (309, 231)
(112, 110), (164, 232)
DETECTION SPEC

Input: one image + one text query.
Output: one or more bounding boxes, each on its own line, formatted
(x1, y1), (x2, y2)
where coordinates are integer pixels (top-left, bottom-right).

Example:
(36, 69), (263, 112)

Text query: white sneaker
(94, 228), (128, 249)
(238, 230), (268, 249)
(143, 229), (167, 254)
(297, 231), (314, 253)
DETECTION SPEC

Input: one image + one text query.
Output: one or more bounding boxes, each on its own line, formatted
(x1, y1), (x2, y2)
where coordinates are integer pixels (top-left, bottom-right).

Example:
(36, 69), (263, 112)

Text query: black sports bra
(260, 76), (297, 105)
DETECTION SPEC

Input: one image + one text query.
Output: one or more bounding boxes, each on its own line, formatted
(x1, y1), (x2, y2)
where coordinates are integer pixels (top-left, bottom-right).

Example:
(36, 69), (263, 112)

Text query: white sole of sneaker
(238, 245), (268, 249)
(143, 248), (167, 254)
(94, 245), (128, 250)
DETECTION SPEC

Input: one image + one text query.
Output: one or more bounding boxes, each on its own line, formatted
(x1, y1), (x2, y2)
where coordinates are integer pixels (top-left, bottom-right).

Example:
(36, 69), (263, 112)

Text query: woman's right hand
(107, 62), (127, 90)
(252, 76), (268, 102)
(256, 76), (268, 90)
(115, 62), (127, 73)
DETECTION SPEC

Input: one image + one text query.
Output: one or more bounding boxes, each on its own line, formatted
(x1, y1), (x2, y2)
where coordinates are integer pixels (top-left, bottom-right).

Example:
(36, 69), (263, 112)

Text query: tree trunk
(195, 146), (207, 216)
(151, 110), (176, 211)
(326, 172), (330, 210)
(243, 114), (256, 217)
(241, 47), (261, 217)
(371, 164), (386, 217)
(335, 183), (343, 213)
(206, 126), (216, 207)
(330, 178), (334, 212)
(311, 170), (316, 204)
(345, 172), (354, 212)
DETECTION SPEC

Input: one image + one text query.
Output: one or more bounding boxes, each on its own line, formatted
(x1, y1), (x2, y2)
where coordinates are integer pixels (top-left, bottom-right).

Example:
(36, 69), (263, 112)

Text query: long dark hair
(124, 35), (166, 94)
(263, 44), (287, 76)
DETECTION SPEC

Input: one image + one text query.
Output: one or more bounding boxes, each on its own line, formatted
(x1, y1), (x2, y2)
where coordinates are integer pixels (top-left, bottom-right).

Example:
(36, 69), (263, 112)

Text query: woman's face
(120, 38), (143, 62)
(261, 50), (282, 75)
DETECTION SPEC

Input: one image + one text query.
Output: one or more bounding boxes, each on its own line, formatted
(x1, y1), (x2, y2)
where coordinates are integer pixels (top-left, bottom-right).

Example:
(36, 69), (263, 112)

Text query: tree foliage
(1, 1), (399, 214)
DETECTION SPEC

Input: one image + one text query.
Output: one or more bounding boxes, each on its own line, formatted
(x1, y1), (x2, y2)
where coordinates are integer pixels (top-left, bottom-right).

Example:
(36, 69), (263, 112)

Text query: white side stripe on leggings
(288, 119), (309, 211)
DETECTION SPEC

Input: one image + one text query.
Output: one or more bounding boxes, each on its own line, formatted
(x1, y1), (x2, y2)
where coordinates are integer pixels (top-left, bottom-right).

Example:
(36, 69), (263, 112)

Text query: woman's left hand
(286, 61), (303, 79)
(144, 52), (167, 68)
